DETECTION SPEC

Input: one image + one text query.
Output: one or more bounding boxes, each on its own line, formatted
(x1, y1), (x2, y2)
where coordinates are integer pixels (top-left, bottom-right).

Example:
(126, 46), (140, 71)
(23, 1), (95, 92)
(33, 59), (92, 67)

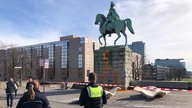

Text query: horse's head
(95, 14), (106, 25)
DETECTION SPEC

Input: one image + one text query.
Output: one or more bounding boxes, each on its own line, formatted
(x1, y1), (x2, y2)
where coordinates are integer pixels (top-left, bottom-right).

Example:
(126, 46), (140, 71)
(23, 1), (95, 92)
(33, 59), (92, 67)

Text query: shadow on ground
(117, 94), (162, 102)
(45, 89), (81, 96)
(15, 89), (81, 97)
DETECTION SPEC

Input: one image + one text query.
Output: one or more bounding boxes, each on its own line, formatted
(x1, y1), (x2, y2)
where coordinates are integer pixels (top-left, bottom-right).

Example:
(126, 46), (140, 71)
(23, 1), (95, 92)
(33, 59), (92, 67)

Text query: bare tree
(173, 68), (186, 81)
(0, 43), (32, 85)
(165, 69), (173, 81)
(132, 54), (142, 80)
(0, 42), (17, 80)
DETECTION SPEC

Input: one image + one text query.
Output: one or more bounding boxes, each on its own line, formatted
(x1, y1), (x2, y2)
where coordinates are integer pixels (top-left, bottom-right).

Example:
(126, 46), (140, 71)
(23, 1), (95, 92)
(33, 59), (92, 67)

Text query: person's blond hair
(28, 80), (40, 101)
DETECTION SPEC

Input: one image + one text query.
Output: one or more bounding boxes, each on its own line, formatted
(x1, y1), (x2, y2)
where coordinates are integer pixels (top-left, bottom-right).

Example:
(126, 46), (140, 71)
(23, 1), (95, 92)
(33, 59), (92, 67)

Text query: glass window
(80, 37), (88, 44)
(79, 47), (82, 52)
(61, 41), (68, 68)
(80, 37), (85, 44)
(48, 44), (54, 66)
(78, 54), (83, 68)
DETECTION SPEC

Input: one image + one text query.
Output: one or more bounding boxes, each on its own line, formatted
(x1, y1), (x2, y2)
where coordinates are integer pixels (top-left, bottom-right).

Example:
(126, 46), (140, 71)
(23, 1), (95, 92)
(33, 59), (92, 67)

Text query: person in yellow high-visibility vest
(79, 73), (107, 108)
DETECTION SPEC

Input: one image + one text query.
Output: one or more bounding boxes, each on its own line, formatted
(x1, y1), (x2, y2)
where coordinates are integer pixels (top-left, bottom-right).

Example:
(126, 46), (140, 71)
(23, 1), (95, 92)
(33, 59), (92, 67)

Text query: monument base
(94, 45), (132, 90)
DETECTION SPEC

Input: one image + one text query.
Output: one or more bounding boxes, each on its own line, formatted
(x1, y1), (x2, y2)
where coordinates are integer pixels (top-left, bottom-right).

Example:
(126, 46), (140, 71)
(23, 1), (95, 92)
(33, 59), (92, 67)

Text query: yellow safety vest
(87, 86), (103, 98)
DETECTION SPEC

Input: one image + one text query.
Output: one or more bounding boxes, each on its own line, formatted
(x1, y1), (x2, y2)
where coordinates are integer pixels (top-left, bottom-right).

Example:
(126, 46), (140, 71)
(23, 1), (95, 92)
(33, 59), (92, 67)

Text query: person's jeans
(6, 93), (14, 107)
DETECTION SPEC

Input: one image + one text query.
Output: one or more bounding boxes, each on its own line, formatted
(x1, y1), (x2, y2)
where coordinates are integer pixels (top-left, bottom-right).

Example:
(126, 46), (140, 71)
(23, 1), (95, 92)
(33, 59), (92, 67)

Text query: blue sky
(0, 0), (192, 71)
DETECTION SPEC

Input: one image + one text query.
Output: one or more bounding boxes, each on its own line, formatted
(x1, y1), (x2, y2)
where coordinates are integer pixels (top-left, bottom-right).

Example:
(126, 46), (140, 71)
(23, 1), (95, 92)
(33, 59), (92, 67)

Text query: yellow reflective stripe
(87, 86), (103, 98)
(87, 87), (91, 97)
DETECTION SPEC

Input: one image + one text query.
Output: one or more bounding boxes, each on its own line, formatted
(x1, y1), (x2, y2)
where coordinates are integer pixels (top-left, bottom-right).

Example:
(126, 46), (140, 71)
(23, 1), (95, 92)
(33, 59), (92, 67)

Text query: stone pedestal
(94, 46), (132, 90)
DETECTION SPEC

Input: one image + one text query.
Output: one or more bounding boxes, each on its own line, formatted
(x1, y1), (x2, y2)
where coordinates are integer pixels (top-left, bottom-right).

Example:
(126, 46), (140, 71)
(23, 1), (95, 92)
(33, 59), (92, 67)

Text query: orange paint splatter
(102, 50), (109, 71)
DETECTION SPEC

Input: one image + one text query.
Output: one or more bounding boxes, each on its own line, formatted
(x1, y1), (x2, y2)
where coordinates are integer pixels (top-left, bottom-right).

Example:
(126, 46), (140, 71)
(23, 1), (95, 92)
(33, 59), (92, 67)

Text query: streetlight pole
(40, 59), (49, 93)
(20, 55), (23, 86)
(15, 66), (22, 86)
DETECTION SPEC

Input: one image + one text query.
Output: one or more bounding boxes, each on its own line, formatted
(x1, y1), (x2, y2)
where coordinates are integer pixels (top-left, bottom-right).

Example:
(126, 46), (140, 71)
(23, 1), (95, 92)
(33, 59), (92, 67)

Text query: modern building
(142, 64), (156, 80)
(155, 65), (170, 80)
(185, 71), (192, 78)
(128, 41), (145, 64)
(142, 64), (170, 80)
(155, 59), (185, 69)
(0, 35), (99, 82)
(142, 59), (186, 81)
(155, 59), (187, 81)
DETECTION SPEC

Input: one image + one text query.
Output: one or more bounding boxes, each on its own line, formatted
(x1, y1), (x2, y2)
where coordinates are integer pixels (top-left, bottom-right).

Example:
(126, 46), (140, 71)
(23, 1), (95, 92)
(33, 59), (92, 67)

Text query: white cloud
(0, 0), (192, 71)
(112, 0), (192, 70)
(0, 29), (60, 47)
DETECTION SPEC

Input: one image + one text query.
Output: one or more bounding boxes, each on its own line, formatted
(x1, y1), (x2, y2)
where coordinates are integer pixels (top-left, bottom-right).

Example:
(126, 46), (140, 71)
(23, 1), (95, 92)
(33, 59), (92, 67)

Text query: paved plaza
(0, 86), (192, 108)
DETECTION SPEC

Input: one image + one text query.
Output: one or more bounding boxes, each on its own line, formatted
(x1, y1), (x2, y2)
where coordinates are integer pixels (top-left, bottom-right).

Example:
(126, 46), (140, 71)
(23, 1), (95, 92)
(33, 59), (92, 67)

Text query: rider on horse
(95, 2), (134, 47)
(104, 1), (120, 36)
(107, 1), (120, 23)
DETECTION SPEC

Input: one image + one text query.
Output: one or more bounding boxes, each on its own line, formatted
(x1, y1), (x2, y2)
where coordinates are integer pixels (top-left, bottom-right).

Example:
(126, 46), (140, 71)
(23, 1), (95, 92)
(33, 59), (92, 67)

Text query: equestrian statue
(95, 1), (135, 47)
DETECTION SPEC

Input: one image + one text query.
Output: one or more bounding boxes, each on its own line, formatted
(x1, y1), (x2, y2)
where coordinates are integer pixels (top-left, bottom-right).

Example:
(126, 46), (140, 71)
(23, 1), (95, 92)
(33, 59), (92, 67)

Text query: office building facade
(155, 59), (185, 69)
(128, 41), (145, 64)
(0, 35), (99, 82)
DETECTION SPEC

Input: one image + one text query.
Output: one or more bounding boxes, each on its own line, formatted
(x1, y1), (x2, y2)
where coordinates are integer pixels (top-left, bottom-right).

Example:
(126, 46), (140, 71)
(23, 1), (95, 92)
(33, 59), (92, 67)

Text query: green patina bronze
(95, 1), (135, 47)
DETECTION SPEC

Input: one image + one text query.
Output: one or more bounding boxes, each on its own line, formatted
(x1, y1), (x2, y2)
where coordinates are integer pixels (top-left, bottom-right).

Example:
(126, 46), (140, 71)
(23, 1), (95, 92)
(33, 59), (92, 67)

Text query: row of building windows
(21, 40), (69, 69)
(80, 37), (89, 44)
(78, 54), (83, 68)
(61, 41), (68, 68)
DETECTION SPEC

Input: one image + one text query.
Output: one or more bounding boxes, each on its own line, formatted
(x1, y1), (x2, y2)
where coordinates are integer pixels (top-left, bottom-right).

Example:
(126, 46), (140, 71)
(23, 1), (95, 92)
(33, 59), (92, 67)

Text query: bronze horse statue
(95, 14), (134, 47)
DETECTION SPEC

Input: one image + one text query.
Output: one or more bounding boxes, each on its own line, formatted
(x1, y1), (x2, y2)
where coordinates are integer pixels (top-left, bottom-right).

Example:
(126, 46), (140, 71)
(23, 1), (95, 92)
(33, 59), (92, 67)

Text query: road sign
(44, 59), (49, 68)
(39, 59), (44, 66)
(39, 59), (49, 68)
(15, 66), (22, 69)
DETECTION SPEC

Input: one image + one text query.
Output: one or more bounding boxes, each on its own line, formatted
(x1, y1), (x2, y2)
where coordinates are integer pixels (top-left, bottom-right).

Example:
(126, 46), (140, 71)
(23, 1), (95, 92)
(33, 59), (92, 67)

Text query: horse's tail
(124, 18), (135, 34)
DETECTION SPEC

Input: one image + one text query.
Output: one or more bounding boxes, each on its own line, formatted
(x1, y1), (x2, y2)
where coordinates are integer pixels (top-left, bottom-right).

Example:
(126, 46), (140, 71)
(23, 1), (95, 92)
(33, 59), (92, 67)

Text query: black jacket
(16, 89), (51, 108)
(79, 82), (107, 108)
(6, 81), (16, 93)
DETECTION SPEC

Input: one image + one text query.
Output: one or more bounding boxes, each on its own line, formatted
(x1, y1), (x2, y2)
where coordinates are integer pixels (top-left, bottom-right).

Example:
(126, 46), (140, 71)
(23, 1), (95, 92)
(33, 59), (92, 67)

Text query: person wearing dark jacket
(5, 78), (17, 108)
(16, 80), (51, 108)
(79, 73), (107, 108)
(26, 76), (33, 90)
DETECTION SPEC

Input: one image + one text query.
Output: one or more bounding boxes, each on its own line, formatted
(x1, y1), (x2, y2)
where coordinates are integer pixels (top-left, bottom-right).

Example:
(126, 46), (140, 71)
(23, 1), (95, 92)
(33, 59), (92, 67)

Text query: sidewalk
(1, 86), (192, 108)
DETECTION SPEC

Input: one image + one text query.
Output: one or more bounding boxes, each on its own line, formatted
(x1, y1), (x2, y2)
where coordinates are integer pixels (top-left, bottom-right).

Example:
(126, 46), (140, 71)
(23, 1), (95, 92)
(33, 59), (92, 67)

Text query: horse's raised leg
(121, 31), (128, 46)
(103, 34), (107, 47)
(98, 34), (107, 47)
(114, 32), (121, 46)
(98, 35), (103, 45)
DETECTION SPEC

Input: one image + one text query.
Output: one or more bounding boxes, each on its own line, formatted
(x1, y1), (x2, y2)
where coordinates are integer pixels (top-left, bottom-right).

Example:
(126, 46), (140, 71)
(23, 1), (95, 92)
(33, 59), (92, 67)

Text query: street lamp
(20, 56), (24, 86)
(15, 55), (23, 86)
